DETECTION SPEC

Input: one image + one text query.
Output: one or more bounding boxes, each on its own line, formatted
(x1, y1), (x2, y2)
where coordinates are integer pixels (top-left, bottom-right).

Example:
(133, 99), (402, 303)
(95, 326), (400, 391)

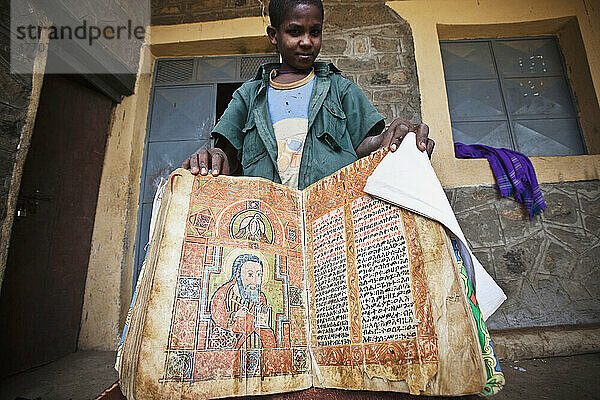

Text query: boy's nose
(299, 34), (312, 47)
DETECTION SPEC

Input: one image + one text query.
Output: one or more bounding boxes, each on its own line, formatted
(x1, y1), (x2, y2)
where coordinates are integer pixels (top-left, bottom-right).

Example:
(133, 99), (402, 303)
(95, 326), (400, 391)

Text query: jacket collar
(253, 61), (341, 83)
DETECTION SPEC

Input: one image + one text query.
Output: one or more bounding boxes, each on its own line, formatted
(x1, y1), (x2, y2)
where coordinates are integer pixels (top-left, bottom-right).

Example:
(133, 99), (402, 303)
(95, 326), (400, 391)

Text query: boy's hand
(181, 148), (230, 176)
(385, 118), (434, 156)
(356, 118), (435, 158)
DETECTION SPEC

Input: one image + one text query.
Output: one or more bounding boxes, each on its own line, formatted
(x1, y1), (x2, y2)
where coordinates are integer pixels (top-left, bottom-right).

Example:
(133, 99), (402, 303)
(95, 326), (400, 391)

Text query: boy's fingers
(198, 150), (209, 175)
(426, 138), (435, 158)
(189, 153), (199, 174)
(181, 158), (190, 169)
(415, 123), (430, 152)
(210, 150), (224, 176)
(220, 152), (230, 175)
(394, 118), (414, 131)
(389, 123), (410, 152)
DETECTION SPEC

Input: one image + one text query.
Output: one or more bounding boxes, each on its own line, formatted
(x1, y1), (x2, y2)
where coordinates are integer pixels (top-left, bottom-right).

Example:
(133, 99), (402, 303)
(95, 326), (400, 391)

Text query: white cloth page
(363, 133), (506, 320)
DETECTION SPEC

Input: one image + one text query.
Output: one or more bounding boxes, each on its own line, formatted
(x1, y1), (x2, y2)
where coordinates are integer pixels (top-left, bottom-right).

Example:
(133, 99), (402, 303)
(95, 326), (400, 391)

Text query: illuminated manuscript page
(302, 151), (485, 395)
(120, 154), (485, 398)
(126, 171), (312, 399)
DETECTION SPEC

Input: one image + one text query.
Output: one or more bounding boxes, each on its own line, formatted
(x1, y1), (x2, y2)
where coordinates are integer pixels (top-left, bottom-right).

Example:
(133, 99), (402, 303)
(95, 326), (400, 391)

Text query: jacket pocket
(241, 118), (268, 169)
(320, 99), (347, 151)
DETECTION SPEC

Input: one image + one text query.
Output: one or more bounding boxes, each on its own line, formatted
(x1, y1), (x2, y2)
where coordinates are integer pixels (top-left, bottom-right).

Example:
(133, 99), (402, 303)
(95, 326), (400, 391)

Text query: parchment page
(303, 151), (484, 395)
(126, 170), (312, 399)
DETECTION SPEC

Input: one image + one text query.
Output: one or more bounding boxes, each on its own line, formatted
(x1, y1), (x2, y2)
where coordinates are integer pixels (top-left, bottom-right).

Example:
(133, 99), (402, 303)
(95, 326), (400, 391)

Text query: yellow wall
(79, 46), (154, 350)
(387, 0), (600, 187)
(149, 17), (272, 57)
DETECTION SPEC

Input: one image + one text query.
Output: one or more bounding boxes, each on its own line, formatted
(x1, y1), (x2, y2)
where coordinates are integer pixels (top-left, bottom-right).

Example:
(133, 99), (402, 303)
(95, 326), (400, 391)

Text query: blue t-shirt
(267, 70), (315, 188)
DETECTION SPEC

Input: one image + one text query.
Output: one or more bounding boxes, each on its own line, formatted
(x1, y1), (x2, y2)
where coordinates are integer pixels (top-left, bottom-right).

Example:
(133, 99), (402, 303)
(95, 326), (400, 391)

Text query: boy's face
(267, 3), (323, 71)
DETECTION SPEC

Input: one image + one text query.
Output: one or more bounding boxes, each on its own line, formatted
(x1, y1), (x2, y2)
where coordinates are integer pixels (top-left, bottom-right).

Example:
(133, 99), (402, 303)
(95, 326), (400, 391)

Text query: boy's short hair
(268, 0), (324, 28)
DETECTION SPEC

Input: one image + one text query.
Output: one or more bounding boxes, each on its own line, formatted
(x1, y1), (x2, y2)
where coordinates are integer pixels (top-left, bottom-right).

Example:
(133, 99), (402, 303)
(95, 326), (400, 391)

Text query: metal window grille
(240, 55), (279, 80)
(440, 37), (586, 157)
(155, 58), (194, 84)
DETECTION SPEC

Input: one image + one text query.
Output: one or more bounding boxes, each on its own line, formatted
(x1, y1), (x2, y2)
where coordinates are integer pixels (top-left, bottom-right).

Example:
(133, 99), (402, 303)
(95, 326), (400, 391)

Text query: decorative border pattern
(452, 240), (505, 395)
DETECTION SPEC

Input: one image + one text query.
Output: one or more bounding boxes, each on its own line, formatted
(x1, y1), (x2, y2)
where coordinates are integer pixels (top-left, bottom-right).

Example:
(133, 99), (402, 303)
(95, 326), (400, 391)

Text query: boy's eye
(311, 28), (322, 36)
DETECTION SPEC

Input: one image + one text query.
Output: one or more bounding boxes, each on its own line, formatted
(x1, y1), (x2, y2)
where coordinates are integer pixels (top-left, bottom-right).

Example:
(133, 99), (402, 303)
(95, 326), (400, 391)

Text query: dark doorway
(0, 74), (113, 377)
(216, 82), (243, 121)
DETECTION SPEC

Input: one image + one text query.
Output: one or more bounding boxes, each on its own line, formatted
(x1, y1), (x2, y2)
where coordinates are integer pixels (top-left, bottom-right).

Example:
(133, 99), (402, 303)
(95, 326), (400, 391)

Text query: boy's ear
(267, 25), (278, 46)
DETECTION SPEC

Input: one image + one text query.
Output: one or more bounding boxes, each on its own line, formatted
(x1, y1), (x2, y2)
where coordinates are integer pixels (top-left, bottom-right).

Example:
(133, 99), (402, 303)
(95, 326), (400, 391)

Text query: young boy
(182, 0), (434, 190)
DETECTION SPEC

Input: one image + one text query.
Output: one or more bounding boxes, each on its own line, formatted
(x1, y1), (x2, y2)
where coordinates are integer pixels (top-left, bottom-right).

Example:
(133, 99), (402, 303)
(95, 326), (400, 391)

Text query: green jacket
(213, 62), (385, 190)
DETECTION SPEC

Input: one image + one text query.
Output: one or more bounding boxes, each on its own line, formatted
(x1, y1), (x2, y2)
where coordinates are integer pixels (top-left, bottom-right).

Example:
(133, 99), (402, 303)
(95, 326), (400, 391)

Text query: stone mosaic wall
(318, 1), (421, 123)
(446, 181), (600, 330)
(151, 0), (264, 25)
(0, 0), (33, 248)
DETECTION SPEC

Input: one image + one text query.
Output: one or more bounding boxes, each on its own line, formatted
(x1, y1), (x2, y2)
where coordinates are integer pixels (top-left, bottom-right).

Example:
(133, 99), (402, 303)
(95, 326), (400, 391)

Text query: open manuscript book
(117, 150), (495, 399)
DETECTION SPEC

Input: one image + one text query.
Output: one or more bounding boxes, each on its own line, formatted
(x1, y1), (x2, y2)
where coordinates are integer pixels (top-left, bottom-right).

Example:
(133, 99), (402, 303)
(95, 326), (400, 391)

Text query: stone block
(396, 101), (421, 122)
(373, 103), (393, 119)
(485, 309), (509, 330)
(498, 200), (543, 243)
(371, 37), (399, 53)
(500, 280), (545, 328)
(583, 214), (600, 237)
(509, 279), (559, 327)
(546, 226), (596, 254)
(492, 278), (523, 312)
(372, 89), (407, 103)
(153, 1), (263, 24)
(335, 57), (377, 72)
(560, 279), (594, 302)
(377, 54), (400, 70)
(324, 4), (400, 31)
(573, 245), (600, 283)
(491, 231), (544, 278)
(580, 195), (600, 218)
(351, 36), (369, 55)
(376, 25), (412, 39)
(456, 205), (504, 248)
(542, 192), (580, 226)
(389, 71), (408, 84)
(533, 276), (572, 312)
(472, 249), (494, 278)
(320, 38), (348, 56)
(538, 241), (575, 277)
(357, 72), (390, 87)
(573, 180), (600, 198)
(452, 185), (500, 214)
(572, 298), (600, 321)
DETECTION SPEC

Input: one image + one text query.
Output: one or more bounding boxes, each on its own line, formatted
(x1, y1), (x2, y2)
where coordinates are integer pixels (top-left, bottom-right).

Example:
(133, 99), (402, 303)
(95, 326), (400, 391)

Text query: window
(440, 37), (587, 157)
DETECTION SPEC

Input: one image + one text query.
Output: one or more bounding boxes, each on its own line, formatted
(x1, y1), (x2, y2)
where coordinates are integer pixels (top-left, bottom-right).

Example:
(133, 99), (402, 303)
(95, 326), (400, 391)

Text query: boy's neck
(271, 63), (314, 84)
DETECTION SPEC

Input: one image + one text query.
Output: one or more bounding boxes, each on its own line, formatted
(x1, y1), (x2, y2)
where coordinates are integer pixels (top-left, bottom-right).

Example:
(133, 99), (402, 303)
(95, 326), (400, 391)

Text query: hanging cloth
(454, 143), (546, 219)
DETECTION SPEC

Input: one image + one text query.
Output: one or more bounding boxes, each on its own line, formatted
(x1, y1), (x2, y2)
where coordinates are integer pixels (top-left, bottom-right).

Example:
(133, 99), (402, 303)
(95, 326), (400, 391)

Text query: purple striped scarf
(454, 143), (546, 219)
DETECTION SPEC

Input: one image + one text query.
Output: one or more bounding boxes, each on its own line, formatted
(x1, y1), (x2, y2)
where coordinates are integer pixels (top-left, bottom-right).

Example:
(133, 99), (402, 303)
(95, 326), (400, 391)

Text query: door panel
(134, 84), (215, 283)
(0, 75), (113, 377)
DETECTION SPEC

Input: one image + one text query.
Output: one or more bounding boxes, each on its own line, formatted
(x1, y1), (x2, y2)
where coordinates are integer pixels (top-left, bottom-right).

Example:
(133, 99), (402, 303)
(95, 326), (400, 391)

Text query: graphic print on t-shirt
(268, 70), (315, 188)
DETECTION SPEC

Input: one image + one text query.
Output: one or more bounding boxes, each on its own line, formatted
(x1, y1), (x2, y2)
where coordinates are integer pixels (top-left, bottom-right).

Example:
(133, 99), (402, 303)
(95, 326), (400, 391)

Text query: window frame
(440, 36), (588, 156)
